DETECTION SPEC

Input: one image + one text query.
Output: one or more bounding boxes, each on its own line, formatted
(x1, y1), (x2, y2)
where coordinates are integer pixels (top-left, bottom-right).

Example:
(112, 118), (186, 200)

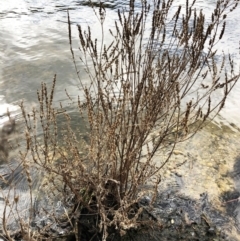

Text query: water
(0, 0), (240, 124)
(0, 0), (127, 110)
(0, 0), (240, 239)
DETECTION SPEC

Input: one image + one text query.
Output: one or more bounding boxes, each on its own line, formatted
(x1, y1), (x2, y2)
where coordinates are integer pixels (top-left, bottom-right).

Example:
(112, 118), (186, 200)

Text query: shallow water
(149, 121), (240, 240)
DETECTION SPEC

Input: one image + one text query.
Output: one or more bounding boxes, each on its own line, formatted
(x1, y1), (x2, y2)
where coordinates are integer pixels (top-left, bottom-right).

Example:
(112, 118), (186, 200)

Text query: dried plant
(1, 0), (240, 240)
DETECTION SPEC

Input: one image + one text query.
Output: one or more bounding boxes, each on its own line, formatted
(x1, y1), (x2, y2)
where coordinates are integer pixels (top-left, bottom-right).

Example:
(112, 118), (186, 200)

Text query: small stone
(173, 150), (185, 156)
(206, 162), (213, 167)
(208, 227), (215, 234)
(139, 196), (151, 206)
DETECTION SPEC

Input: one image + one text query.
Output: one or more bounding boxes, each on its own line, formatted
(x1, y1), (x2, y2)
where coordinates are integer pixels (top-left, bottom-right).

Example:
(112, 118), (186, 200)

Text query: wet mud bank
(4, 191), (233, 241)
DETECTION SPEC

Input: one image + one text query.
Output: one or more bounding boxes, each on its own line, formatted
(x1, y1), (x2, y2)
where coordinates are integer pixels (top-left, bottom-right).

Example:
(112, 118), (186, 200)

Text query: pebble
(173, 150), (185, 156)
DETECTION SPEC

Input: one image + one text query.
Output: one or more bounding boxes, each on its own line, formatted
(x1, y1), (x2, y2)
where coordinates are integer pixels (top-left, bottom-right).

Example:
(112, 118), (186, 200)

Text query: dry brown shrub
(1, 0), (240, 240)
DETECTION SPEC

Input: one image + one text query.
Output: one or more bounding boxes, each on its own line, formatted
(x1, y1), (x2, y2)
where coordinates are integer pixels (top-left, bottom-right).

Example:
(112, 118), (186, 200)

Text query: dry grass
(1, 0), (240, 240)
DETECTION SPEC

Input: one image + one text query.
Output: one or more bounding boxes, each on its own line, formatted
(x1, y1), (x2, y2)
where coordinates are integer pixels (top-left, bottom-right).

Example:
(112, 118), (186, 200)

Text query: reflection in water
(0, 95), (19, 126)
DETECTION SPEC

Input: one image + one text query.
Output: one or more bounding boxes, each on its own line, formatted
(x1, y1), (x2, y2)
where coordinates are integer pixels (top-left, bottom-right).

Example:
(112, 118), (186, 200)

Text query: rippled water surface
(0, 0), (240, 123)
(0, 0), (240, 239)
